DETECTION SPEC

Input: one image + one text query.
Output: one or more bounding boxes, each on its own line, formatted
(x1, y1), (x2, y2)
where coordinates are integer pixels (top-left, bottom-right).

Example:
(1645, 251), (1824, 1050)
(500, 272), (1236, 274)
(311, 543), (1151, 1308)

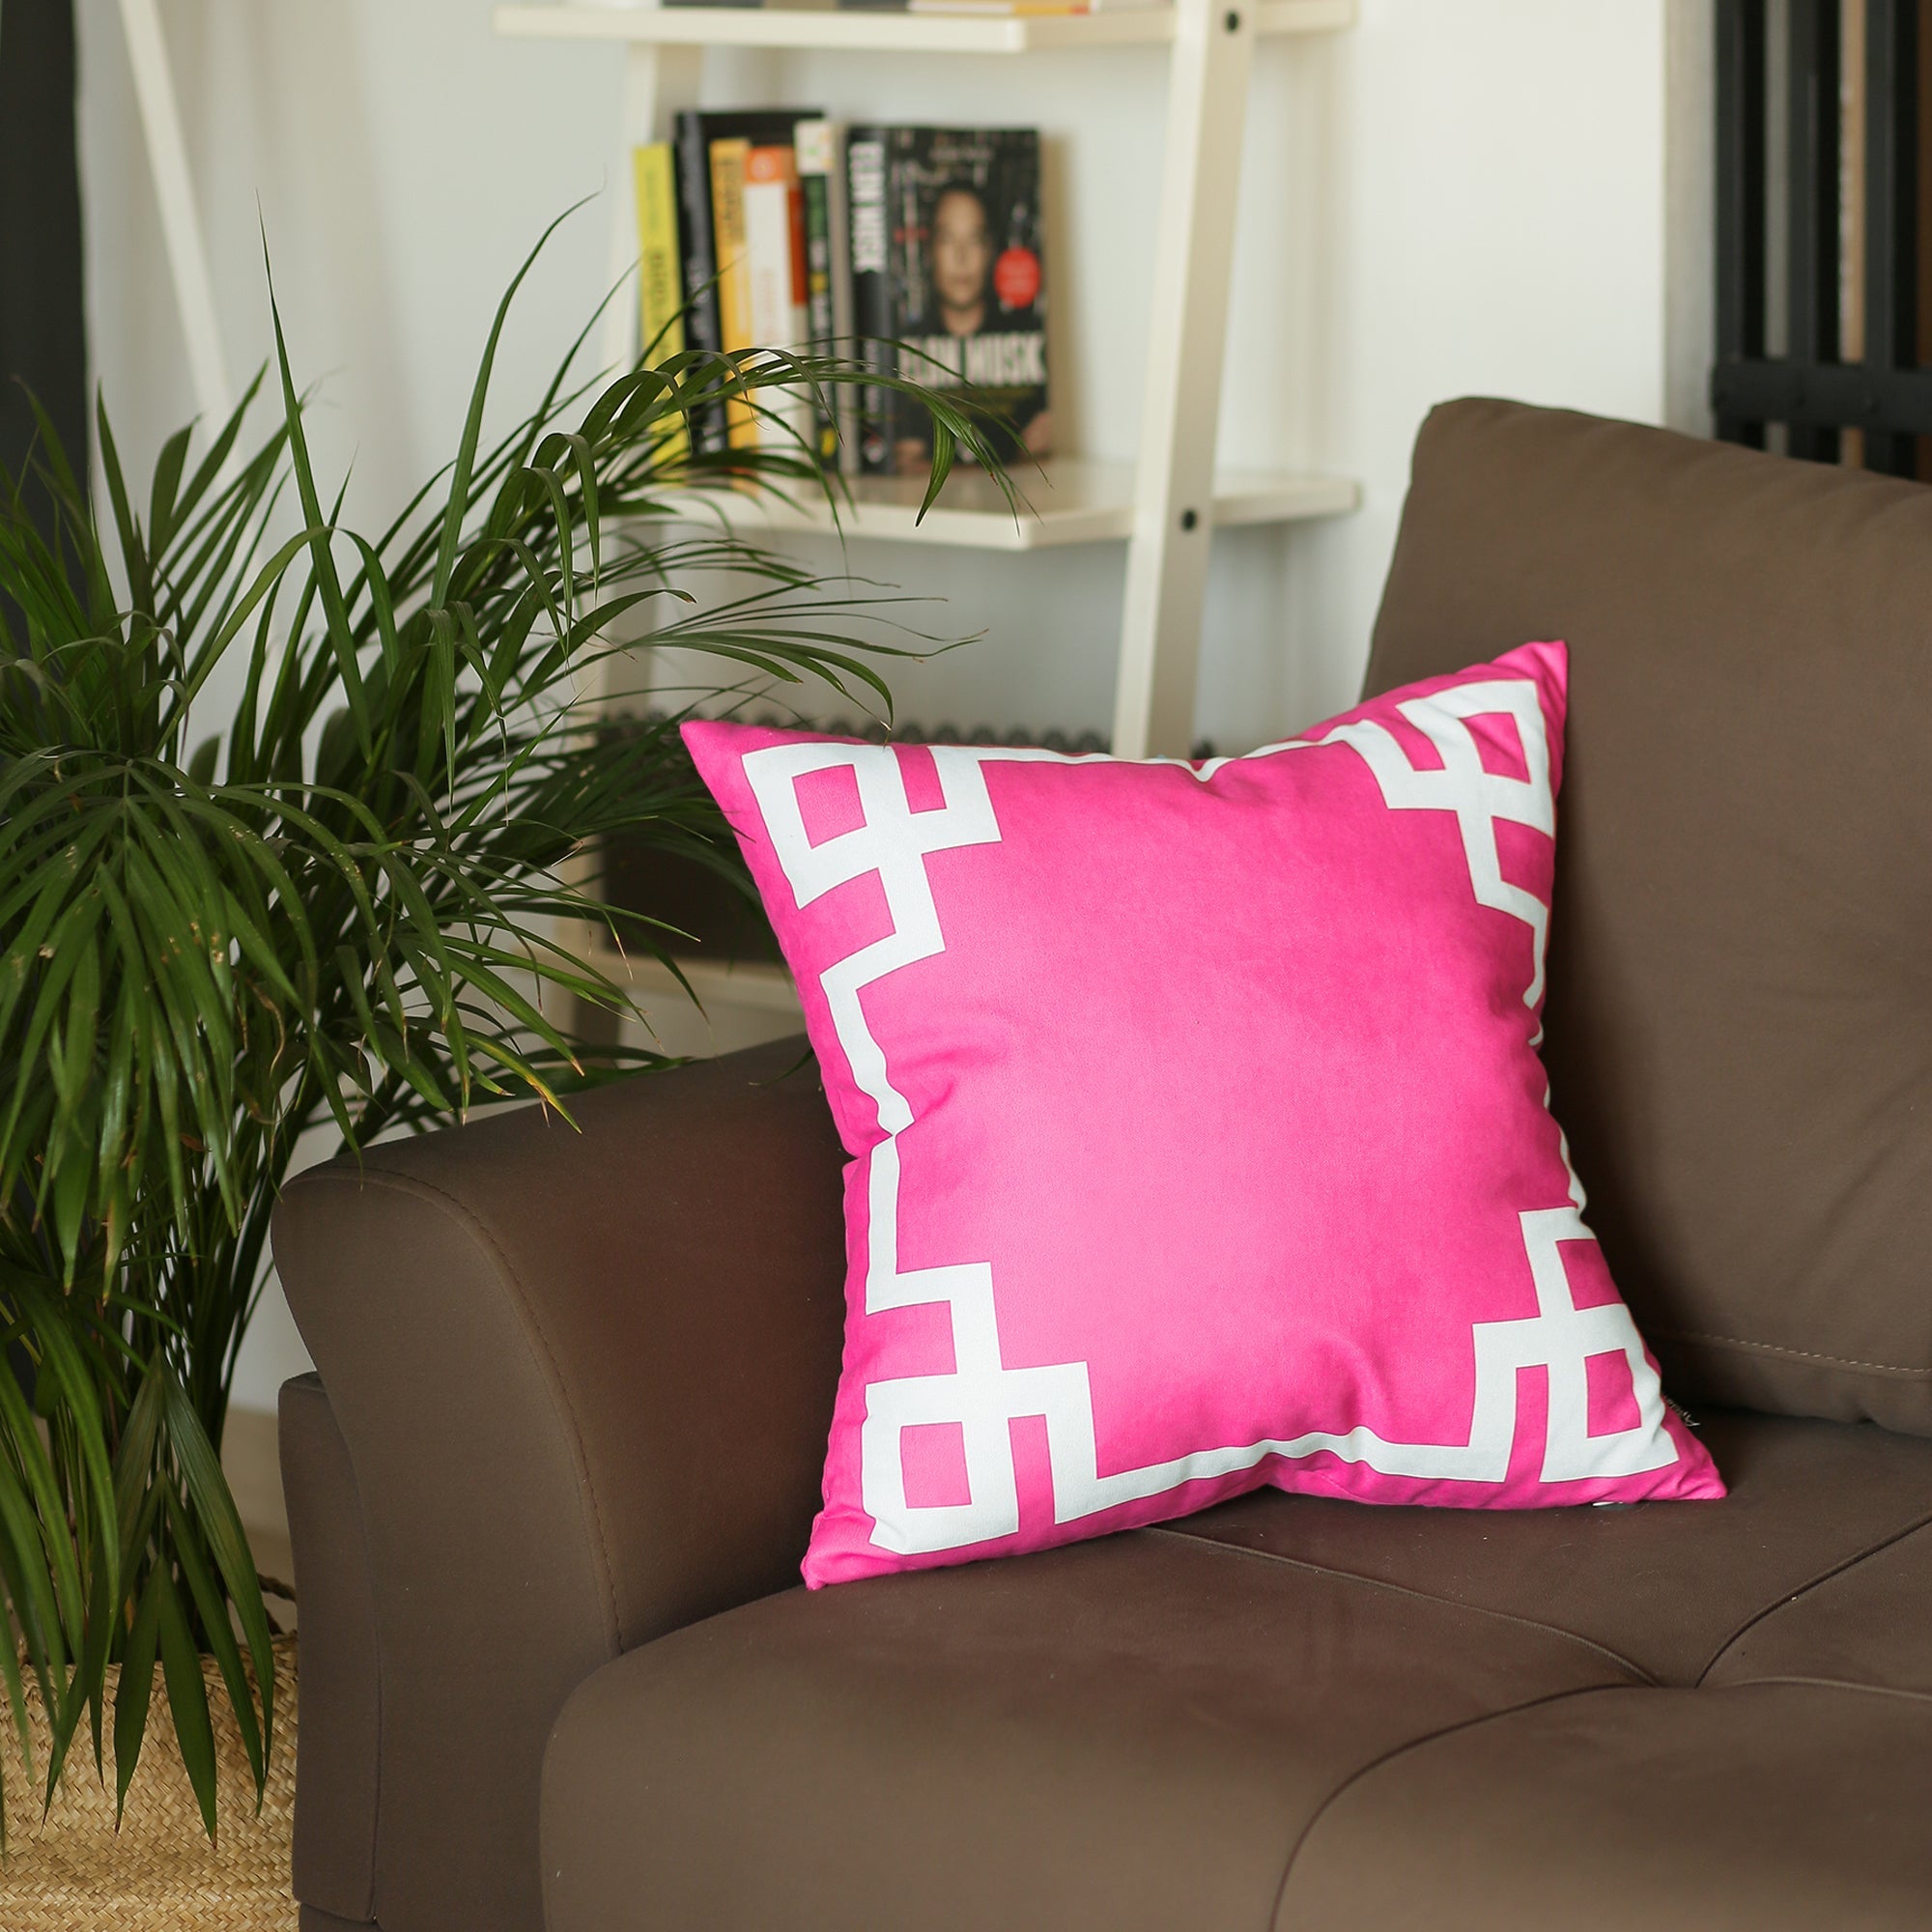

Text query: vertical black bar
(1864, 0), (1919, 470)
(0, 0), (81, 1402)
(1919, 0), (1932, 478)
(1787, 0), (1843, 461)
(0, 0), (88, 516)
(1716, 0), (1770, 444)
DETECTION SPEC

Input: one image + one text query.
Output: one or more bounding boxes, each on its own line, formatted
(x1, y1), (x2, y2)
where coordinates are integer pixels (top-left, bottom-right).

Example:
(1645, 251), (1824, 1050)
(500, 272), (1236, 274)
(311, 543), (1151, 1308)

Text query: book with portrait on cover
(845, 126), (1049, 475)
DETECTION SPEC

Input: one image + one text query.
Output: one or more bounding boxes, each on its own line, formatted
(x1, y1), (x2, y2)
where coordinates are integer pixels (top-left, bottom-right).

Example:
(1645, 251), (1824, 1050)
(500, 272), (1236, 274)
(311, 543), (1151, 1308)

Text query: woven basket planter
(0, 1634), (297, 1931)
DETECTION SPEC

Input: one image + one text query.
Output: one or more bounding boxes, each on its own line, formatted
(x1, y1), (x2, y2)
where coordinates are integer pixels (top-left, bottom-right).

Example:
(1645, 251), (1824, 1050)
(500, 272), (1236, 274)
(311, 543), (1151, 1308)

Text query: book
(856, 126), (1050, 475)
(634, 143), (686, 364)
(796, 119), (857, 473)
(708, 136), (755, 448)
(844, 127), (896, 474)
(743, 142), (812, 450)
(632, 141), (690, 464)
(670, 108), (816, 454)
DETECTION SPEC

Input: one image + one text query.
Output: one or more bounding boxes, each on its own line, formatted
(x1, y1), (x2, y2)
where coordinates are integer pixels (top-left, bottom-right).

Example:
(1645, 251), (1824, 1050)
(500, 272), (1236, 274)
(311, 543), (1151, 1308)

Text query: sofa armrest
(271, 1037), (846, 1932)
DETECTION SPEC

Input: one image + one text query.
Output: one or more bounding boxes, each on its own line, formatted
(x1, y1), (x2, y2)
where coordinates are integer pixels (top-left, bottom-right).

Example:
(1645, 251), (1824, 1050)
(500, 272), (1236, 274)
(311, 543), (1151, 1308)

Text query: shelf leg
(1112, 0), (1255, 759)
(597, 41), (702, 708)
(118, 0), (231, 429)
(576, 41), (702, 1040)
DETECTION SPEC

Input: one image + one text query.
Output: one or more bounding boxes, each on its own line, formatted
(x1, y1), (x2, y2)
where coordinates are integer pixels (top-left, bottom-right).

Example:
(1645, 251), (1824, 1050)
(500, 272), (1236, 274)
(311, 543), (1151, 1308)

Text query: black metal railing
(1714, 0), (1928, 472)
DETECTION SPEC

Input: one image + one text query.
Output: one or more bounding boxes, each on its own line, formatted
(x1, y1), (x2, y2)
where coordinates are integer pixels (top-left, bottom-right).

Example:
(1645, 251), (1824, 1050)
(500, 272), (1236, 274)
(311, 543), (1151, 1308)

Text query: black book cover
(844, 125), (896, 475)
(672, 107), (818, 455)
(881, 127), (1048, 474)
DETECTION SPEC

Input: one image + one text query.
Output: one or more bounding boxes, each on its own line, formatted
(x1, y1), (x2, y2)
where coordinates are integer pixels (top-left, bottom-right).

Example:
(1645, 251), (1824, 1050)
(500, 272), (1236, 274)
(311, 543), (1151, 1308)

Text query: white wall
(76, 0), (1699, 1410)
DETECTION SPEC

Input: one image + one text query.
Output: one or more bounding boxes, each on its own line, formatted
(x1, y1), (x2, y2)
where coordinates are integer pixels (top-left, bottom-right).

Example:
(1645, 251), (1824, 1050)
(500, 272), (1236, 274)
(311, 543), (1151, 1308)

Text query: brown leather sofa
(272, 399), (1932, 1932)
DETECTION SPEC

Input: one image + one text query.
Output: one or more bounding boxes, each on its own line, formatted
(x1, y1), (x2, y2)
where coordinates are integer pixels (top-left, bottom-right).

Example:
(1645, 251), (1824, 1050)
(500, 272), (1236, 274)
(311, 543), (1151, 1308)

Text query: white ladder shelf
(494, 0), (1357, 758)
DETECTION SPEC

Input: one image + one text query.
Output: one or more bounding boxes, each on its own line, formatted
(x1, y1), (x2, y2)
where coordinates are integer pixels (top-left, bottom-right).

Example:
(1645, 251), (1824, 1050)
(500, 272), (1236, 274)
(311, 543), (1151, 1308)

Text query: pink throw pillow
(684, 642), (1724, 1588)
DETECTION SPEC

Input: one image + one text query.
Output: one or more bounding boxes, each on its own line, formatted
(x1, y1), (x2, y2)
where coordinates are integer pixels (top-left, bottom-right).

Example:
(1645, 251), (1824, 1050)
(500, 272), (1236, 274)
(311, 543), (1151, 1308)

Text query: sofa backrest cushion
(1365, 398), (1932, 1432)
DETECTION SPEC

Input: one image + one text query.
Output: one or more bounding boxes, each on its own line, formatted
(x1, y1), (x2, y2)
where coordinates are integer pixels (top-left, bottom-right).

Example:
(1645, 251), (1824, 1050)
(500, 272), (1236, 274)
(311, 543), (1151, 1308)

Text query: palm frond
(0, 210), (1002, 1830)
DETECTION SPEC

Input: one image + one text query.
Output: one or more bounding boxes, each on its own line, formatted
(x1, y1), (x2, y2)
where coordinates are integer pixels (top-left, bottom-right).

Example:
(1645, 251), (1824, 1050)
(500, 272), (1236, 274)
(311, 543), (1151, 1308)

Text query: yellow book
(633, 141), (688, 464)
(634, 142), (686, 361)
(708, 137), (756, 450)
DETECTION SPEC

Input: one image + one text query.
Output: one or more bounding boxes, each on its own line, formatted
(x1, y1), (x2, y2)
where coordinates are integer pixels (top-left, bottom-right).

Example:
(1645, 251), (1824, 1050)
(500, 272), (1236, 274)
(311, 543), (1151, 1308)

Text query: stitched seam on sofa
(276, 1374), (384, 1921)
(1652, 1329), (1932, 1377)
(1264, 1680), (1635, 1932)
(1704, 1672), (1932, 1707)
(282, 1238), (391, 1926)
(1142, 1523), (1656, 1686)
(1695, 1514), (1932, 1688)
(306, 1378), (384, 1922)
(310, 1168), (626, 1658)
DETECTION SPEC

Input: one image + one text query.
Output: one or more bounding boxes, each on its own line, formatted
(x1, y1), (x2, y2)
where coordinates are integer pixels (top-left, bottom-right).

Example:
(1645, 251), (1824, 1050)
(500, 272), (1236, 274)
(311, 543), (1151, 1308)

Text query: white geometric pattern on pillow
(743, 683), (1672, 1559)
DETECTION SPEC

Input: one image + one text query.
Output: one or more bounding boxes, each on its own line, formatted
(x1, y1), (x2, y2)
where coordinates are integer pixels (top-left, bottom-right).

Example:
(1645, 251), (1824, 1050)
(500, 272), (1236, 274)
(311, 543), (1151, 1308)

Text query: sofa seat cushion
(1280, 1685), (1932, 1931)
(541, 1525), (1633, 1932)
(540, 1413), (1932, 1932)
(1167, 1407), (1932, 1687)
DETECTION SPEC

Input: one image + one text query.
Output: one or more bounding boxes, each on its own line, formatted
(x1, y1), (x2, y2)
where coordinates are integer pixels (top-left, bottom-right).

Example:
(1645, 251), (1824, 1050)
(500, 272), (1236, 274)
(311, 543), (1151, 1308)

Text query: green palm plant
(0, 217), (1009, 1836)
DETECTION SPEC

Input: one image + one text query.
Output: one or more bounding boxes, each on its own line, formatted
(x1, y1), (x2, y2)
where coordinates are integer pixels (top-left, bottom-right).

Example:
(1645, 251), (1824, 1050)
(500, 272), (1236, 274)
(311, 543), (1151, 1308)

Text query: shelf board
(494, 1), (1353, 55)
(656, 456), (1357, 550)
(586, 942), (803, 1014)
